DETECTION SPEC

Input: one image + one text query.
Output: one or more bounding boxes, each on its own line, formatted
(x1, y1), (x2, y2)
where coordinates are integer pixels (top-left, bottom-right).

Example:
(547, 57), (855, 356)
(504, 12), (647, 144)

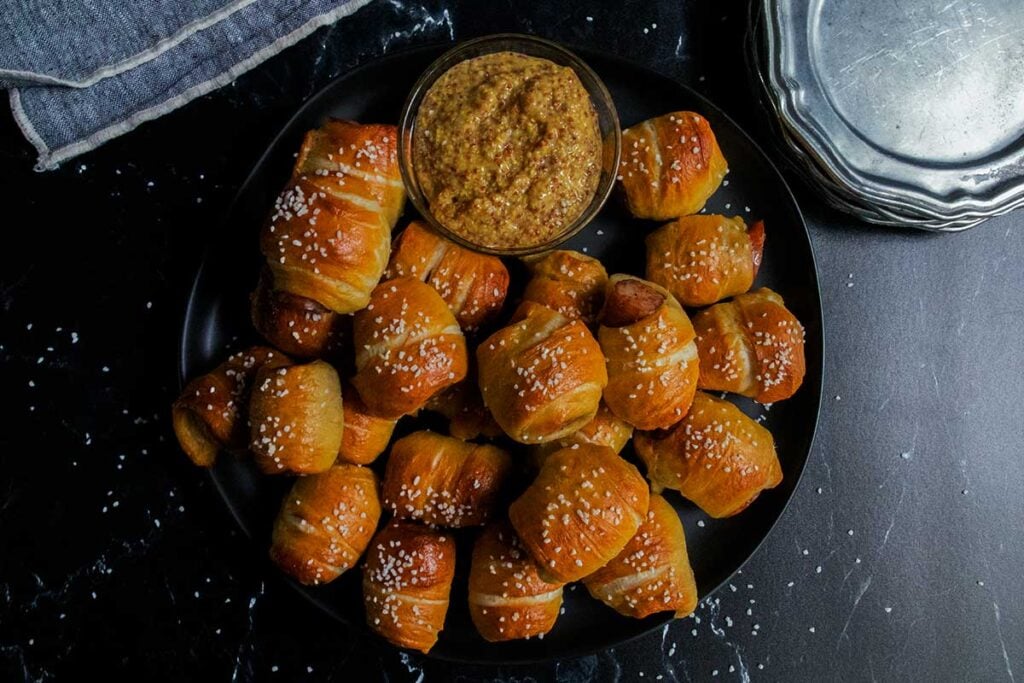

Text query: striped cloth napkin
(1, 0), (373, 170)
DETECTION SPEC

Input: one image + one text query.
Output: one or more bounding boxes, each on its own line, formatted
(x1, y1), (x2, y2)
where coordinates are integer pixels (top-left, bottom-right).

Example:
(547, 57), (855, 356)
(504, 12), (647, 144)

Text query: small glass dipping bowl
(398, 34), (621, 256)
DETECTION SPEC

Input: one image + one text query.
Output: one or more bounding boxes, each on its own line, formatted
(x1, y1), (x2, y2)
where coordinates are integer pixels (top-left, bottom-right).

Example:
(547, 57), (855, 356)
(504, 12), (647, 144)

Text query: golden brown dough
(385, 220), (509, 331)
(250, 269), (346, 359)
(521, 250), (608, 326)
(645, 215), (764, 307)
(172, 346), (289, 467)
(382, 431), (512, 528)
(351, 277), (469, 419)
(634, 391), (782, 518)
(292, 119), (405, 229)
(423, 380), (503, 441)
(249, 360), (344, 475)
(477, 302), (608, 444)
(583, 494), (697, 619)
(618, 111), (728, 220)
(531, 402), (633, 467)
(363, 520), (455, 653)
(468, 521), (564, 642)
(692, 287), (806, 404)
(337, 382), (396, 465)
(260, 120), (403, 314)
(509, 444), (649, 583)
(269, 464), (381, 585)
(598, 275), (699, 430)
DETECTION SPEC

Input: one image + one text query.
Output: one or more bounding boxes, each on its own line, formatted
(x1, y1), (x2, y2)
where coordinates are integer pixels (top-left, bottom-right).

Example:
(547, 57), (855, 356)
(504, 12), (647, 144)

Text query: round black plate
(179, 44), (823, 664)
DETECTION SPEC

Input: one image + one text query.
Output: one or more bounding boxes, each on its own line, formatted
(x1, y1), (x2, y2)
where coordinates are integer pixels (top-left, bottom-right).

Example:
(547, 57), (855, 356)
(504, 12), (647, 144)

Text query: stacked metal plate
(746, 0), (1024, 230)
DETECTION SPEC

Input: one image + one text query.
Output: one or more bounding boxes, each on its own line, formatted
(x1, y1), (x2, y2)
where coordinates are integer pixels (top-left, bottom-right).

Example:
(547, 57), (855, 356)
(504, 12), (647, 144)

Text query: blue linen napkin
(1, 0), (373, 170)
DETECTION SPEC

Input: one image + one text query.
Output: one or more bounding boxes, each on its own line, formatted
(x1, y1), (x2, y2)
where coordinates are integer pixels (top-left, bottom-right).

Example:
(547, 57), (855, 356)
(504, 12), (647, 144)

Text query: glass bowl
(397, 34), (621, 256)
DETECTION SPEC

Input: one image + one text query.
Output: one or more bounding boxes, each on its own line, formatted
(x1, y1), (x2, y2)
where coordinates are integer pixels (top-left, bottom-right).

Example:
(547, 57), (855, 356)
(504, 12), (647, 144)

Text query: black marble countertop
(1, 1), (1021, 681)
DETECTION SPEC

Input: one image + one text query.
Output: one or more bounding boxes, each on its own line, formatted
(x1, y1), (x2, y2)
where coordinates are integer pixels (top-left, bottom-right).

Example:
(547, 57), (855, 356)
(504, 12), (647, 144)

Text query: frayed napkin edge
(0, 0), (261, 89)
(11, 0), (374, 172)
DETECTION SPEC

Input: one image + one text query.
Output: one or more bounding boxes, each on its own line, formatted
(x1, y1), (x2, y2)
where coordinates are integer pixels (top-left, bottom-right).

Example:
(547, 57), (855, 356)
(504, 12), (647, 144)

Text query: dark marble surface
(1, 1), (1021, 681)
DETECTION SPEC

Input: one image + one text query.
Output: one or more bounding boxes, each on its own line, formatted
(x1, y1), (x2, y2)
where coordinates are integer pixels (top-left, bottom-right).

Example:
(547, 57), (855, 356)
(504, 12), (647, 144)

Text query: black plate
(179, 44), (823, 664)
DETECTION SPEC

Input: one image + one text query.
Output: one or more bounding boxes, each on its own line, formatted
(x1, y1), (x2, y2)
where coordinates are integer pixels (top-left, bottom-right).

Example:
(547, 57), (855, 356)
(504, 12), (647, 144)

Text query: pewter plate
(747, 0), (1005, 229)
(759, 0), (1024, 226)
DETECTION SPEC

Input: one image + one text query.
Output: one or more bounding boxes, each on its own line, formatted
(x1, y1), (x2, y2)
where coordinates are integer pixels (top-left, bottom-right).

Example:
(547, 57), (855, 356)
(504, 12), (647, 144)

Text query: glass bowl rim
(397, 33), (622, 256)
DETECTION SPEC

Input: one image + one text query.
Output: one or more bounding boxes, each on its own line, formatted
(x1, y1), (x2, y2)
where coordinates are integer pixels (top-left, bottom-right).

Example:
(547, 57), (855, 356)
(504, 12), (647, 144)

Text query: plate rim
(760, 0), (1024, 218)
(177, 39), (825, 665)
